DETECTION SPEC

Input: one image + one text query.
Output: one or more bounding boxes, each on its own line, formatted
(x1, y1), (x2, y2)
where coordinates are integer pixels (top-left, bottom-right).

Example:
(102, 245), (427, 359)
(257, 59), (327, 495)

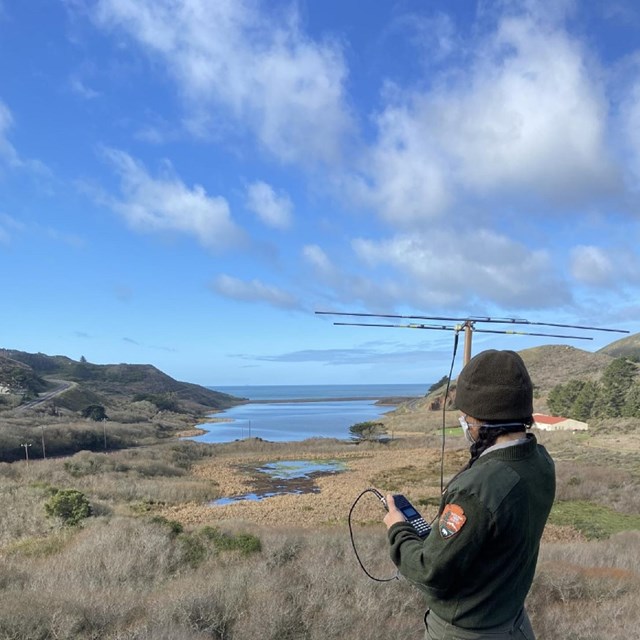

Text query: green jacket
(388, 434), (555, 630)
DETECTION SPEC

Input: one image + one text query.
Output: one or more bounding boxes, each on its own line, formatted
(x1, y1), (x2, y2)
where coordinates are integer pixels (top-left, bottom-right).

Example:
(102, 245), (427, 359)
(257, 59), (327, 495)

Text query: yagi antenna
(317, 311), (629, 365)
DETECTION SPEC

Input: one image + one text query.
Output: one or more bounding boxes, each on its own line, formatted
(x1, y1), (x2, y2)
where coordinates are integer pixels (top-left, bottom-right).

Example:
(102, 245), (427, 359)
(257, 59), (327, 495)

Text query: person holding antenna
(383, 350), (555, 639)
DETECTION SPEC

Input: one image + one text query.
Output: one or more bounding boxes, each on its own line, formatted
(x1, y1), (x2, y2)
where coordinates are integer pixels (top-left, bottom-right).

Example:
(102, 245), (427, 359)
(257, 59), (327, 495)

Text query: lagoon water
(192, 383), (430, 444)
(191, 399), (394, 444)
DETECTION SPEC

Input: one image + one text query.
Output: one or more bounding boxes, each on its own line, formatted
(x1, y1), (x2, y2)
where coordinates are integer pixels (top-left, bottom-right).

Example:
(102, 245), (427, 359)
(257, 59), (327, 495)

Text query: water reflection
(191, 399), (391, 444)
(210, 459), (346, 505)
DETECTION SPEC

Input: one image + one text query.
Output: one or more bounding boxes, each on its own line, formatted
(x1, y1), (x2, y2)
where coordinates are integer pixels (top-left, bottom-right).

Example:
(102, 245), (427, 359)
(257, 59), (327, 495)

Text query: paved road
(17, 379), (77, 411)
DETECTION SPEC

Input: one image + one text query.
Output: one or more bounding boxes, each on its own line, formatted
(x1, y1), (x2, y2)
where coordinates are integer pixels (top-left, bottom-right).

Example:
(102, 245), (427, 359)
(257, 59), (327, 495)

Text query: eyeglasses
(458, 416), (526, 430)
(458, 416), (482, 430)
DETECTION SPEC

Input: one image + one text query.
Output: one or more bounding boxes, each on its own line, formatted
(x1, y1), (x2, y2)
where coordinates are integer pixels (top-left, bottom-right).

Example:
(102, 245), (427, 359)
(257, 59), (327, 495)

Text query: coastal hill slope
(518, 344), (614, 393)
(396, 340), (637, 419)
(0, 348), (243, 414)
(598, 332), (640, 360)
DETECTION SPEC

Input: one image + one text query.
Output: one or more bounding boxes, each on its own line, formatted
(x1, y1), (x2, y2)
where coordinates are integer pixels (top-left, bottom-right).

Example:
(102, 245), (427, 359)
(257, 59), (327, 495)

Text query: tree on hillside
(427, 376), (449, 395)
(570, 381), (599, 421)
(82, 404), (108, 421)
(548, 379), (588, 417)
(622, 383), (640, 418)
(594, 358), (637, 418)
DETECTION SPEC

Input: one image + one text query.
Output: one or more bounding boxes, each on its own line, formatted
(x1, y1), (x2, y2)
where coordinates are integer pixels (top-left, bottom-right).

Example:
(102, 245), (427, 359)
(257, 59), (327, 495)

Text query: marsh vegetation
(0, 411), (638, 640)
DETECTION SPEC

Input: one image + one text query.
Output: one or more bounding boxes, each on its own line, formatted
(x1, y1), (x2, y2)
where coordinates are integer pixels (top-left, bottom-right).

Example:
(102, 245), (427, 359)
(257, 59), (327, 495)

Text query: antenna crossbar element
(318, 309), (625, 364)
(316, 310), (630, 334)
(473, 328), (593, 340)
(334, 321), (458, 331)
(335, 321), (593, 341)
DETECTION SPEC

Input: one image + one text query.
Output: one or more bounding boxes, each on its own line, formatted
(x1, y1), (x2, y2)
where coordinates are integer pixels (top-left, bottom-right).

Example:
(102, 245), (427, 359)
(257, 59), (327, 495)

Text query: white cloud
(102, 148), (241, 249)
(69, 76), (100, 99)
(211, 274), (299, 309)
(617, 62), (640, 185)
(570, 245), (617, 287)
(352, 228), (569, 309)
(448, 17), (614, 194)
(300, 243), (407, 310)
(355, 12), (618, 224)
(246, 181), (292, 229)
(0, 101), (21, 168)
(0, 99), (52, 182)
(350, 102), (451, 223)
(395, 10), (460, 64)
(92, 0), (352, 164)
(0, 213), (25, 245)
(302, 244), (334, 276)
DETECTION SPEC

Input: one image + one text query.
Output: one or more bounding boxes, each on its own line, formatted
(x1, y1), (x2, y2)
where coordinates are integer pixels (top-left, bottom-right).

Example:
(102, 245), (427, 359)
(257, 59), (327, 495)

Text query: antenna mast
(462, 321), (472, 365)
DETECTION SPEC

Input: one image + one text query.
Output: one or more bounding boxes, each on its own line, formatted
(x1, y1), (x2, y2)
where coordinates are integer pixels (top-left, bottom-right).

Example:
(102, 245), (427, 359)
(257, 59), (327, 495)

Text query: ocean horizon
(208, 383), (431, 402)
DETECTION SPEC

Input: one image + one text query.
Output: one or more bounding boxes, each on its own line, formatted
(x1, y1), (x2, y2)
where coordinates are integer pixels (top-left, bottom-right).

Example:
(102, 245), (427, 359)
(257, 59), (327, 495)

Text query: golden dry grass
(0, 403), (638, 640)
(160, 437), (458, 528)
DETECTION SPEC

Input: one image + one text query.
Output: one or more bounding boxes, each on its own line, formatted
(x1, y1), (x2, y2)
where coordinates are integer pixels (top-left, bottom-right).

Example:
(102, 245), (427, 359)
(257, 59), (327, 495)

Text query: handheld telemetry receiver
(373, 489), (431, 538)
(392, 494), (432, 538)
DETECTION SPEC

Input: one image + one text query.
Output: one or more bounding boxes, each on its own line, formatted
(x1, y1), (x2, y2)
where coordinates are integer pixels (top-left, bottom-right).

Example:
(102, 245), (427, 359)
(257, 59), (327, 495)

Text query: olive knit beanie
(455, 349), (533, 421)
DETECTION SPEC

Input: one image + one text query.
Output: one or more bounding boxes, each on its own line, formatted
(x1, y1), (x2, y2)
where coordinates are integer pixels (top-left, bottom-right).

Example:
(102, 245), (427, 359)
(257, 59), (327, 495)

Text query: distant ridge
(518, 344), (614, 393)
(598, 333), (640, 360)
(0, 348), (243, 413)
(402, 339), (640, 415)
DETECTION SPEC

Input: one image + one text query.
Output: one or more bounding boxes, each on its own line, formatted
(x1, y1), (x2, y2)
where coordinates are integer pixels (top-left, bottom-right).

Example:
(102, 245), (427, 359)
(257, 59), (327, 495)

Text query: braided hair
(462, 417), (533, 472)
(441, 417), (533, 500)
(441, 417), (535, 492)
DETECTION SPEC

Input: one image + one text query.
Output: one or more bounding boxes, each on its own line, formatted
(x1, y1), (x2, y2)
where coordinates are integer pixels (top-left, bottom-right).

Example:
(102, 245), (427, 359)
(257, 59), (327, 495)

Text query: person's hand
(383, 494), (407, 529)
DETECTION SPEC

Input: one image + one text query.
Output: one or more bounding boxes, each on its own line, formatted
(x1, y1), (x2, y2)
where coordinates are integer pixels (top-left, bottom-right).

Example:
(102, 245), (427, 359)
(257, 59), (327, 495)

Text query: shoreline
(233, 395), (418, 405)
(186, 396), (411, 443)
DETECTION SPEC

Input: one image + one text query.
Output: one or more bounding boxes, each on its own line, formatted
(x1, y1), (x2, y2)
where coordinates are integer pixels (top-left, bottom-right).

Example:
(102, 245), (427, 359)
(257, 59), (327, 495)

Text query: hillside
(0, 349), (244, 414)
(518, 344), (614, 393)
(0, 354), (50, 396)
(391, 342), (624, 420)
(598, 333), (640, 360)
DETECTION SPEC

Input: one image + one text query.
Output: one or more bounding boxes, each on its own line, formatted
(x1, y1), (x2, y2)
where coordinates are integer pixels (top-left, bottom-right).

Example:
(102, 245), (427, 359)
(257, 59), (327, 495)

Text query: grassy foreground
(0, 414), (639, 639)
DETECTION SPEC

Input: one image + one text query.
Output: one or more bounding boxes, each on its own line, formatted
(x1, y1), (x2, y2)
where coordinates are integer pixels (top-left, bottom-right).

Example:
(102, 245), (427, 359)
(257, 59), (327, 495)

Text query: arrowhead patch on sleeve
(439, 504), (466, 539)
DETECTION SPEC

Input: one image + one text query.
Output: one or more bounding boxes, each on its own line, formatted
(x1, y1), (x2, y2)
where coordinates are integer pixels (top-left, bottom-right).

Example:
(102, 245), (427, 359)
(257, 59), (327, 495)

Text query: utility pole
(40, 425), (46, 459)
(20, 443), (32, 467)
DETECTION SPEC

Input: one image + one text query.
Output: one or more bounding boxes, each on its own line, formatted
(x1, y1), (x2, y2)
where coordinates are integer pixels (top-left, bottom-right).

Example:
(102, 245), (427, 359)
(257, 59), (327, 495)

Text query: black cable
(439, 330), (460, 494)
(349, 331), (460, 581)
(348, 488), (399, 583)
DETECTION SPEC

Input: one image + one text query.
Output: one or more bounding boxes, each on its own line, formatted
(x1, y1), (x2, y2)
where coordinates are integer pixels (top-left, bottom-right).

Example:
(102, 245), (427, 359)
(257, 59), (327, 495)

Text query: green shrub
(132, 393), (181, 412)
(178, 526), (262, 567)
(178, 534), (208, 567)
(549, 500), (640, 539)
(349, 421), (387, 441)
(44, 489), (92, 526)
(150, 515), (184, 536)
(81, 404), (108, 421)
(203, 527), (262, 555)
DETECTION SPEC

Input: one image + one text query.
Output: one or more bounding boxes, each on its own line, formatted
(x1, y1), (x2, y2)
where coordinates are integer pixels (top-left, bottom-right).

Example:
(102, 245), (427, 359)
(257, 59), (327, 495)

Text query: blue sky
(1, 0), (638, 387)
